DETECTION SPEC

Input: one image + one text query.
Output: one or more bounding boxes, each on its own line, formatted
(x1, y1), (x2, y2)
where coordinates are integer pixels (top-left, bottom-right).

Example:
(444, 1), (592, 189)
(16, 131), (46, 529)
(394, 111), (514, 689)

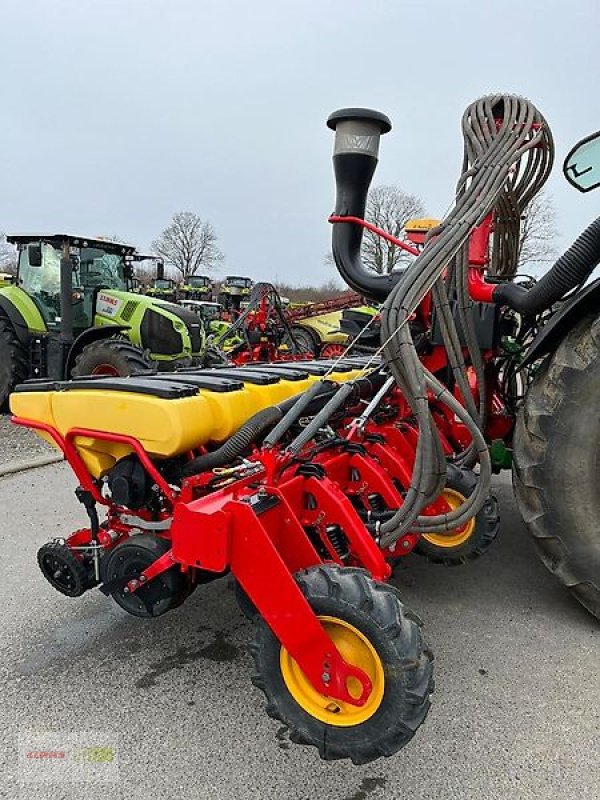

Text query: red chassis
(12, 382), (445, 710)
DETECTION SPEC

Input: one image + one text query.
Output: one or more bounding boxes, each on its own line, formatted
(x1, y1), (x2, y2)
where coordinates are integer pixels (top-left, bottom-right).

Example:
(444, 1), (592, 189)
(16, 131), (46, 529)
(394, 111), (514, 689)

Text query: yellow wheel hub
(279, 616), (385, 727)
(422, 488), (476, 549)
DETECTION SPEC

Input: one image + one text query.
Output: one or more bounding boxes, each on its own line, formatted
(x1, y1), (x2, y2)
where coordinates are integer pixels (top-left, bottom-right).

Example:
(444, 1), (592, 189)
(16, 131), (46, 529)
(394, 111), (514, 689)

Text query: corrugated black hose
(493, 216), (600, 314)
(181, 406), (283, 477)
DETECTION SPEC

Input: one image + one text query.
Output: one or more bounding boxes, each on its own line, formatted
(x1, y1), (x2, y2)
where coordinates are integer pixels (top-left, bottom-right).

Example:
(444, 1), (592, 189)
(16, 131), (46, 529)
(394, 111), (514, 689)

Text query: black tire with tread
(0, 317), (28, 407)
(37, 541), (96, 597)
(414, 465), (499, 566)
(250, 564), (433, 764)
(513, 313), (600, 618)
(71, 339), (152, 377)
(288, 326), (319, 356)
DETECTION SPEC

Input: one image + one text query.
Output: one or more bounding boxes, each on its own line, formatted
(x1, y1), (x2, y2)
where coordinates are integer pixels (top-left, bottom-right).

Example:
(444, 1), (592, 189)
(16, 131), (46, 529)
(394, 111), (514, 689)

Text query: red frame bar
(65, 428), (175, 505)
(170, 490), (373, 706)
(328, 215), (421, 257)
(468, 267), (496, 304)
(11, 417), (175, 506)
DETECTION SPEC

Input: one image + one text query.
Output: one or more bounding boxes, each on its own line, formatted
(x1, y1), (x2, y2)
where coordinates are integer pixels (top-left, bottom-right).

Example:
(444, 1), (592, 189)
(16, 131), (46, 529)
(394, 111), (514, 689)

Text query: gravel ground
(0, 413), (56, 467)
(0, 465), (598, 800)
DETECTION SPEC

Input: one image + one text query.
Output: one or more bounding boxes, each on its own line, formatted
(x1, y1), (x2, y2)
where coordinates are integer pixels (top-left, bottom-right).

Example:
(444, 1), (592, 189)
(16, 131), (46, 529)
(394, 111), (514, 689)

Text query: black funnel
(328, 108), (398, 302)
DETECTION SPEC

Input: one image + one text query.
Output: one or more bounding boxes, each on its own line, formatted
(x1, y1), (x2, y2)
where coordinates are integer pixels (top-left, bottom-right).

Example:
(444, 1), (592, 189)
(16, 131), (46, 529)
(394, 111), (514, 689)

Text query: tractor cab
(147, 278), (177, 302)
(0, 233), (207, 405)
(218, 275), (254, 311)
(222, 275), (253, 292)
(180, 275), (213, 300)
(9, 233), (135, 332)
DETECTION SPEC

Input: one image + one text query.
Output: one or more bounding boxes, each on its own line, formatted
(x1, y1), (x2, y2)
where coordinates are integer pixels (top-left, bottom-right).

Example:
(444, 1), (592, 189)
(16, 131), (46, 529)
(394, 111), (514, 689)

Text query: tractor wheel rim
(91, 364), (121, 377)
(422, 488), (475, 548)
(279, 616), (385, 726)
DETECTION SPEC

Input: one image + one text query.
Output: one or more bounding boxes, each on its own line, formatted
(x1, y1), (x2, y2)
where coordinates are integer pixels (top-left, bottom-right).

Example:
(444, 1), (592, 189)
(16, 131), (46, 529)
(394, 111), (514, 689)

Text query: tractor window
(77, 248), (127, 292)
(18, 243), (62, 326)
(228, 277), (252, 288)
(203, 304), (220, 320)
(189, 276), (209, 288)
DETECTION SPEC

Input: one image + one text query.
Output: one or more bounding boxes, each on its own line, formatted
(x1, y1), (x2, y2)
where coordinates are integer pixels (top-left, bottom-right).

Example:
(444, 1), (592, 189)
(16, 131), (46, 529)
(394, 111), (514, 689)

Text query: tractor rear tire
(0, 317), (28, 407)
(71, 339), (152, 378)
(250, 564), (433, 764)
(513, 314), (600, 619)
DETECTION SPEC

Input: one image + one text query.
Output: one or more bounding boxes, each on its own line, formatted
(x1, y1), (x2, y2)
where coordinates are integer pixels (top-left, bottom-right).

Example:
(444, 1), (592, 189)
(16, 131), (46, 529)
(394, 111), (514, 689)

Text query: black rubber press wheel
(37, 541), (96, 597)
(102, 534), (190, 618)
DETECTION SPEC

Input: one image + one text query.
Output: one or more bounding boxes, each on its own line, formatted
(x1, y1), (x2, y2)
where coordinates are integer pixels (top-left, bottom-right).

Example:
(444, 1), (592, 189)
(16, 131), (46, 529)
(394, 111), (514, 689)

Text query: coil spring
(326, 525), (349, 560)
(367, 493), (386, 513)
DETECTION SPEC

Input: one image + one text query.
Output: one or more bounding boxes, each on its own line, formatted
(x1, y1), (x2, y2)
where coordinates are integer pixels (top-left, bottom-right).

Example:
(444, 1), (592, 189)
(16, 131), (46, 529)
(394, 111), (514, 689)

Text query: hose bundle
(377, 95), (554, 546)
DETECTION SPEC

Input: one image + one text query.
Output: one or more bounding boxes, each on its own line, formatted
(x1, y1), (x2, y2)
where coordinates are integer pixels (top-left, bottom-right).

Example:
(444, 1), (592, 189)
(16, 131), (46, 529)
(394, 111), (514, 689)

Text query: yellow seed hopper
(10, 361), (367, 477)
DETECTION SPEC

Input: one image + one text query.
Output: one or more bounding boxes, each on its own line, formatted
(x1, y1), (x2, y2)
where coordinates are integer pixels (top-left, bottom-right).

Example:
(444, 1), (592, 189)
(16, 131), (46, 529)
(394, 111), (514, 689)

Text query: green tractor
(145, 258), (178, 302)
(146, 277), (178, 302)
(218, 275), (254, 312)
(0, 233), (206, 405)
(179, 274), (214, 301)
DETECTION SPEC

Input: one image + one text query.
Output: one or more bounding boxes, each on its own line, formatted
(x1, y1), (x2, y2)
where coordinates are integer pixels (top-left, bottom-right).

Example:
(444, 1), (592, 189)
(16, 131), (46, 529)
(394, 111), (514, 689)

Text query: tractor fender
(521, 277), (600, 367)
(0, 295), (30, 348)
(65, 324), (131, 378)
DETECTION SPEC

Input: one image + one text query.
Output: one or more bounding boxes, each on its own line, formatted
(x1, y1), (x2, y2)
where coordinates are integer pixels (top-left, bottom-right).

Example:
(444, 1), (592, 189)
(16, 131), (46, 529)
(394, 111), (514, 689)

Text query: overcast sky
(1, 0), (599, 285)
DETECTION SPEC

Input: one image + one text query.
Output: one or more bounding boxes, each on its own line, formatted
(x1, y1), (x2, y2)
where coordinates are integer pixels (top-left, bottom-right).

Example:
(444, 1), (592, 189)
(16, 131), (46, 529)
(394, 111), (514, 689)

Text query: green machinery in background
(0, 234), (205, 405)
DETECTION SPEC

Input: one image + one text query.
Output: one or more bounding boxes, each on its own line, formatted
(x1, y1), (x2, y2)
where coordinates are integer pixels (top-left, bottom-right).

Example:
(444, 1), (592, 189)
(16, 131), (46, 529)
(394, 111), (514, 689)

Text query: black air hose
(181, 406), (283, 477)
(493, 217), (600, 314)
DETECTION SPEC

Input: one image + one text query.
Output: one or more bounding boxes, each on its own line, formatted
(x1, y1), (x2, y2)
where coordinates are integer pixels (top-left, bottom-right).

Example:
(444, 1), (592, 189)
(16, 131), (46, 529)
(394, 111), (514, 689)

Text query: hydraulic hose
(287, 382), (357, 455)
(181, 406), (283, 477)
(493, 216), (600, 314)
(183, 372), (386, 476)
(265, 372), (386, 449)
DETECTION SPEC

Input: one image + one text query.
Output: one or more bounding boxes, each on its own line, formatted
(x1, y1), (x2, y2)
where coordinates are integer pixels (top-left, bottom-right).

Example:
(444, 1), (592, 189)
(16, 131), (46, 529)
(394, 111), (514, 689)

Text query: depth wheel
(514, 314), (600, 618)
(250, 564), (433, 764)
(37, 541), (95, 597)
(415, 466), (499, 566)
(101, 534), (190, 618)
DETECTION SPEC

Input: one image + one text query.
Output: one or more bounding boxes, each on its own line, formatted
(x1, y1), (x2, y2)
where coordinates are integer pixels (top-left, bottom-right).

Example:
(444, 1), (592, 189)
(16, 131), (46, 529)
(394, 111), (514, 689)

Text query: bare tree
(518, 190), (558, 272)
(362, 185), (425, 274)
(152, 212), (224, 281)
(325, 185), (425, 274)
(0, 233), (17, 275)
